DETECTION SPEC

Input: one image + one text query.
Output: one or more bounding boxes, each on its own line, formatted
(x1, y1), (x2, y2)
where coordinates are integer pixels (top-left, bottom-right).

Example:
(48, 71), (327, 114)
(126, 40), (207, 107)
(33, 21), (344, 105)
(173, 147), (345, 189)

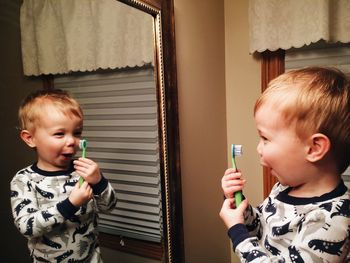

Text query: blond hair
(254, 67), (350, 174)
(18, 89), (83, 132)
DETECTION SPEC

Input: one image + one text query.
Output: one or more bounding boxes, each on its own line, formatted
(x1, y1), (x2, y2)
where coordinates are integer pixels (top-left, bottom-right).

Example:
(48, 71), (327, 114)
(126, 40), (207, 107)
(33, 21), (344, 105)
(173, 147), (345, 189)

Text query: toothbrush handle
(79, 176), (84, 186)
(235, 191), (243, 207)
(231, 156), (243, 207)
(79, 147), (86, 186)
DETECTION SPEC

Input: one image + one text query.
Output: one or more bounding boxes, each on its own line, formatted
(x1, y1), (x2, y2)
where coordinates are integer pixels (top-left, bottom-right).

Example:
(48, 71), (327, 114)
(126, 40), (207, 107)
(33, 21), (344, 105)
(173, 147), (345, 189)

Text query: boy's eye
(54, 132), (64, 136)
(74, 131), (83, 137)
(260, 136), (268, 143)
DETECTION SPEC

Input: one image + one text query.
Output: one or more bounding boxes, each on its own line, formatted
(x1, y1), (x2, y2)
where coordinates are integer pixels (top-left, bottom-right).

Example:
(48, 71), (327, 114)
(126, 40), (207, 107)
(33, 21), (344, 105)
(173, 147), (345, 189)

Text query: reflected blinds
(55, 67), (163, 242)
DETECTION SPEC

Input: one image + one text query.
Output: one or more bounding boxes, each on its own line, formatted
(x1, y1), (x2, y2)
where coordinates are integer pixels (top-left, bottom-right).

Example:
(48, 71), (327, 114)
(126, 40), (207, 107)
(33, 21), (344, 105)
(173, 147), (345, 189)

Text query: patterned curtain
(249, 0), (350, 53)
(20, 0), (154, 76)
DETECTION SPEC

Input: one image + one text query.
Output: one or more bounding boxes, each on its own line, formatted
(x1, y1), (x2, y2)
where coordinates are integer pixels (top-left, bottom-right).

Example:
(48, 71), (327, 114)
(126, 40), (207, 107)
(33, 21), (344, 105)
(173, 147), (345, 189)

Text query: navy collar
(31, 162), (75, 176)
(276, 180), (348, 205)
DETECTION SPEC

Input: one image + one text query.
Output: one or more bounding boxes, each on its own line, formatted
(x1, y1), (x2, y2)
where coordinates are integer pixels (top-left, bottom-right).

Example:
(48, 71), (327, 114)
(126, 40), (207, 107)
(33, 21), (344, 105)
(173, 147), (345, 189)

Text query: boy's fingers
(223, 198), (234, 208)
(237, 198), (248, 212)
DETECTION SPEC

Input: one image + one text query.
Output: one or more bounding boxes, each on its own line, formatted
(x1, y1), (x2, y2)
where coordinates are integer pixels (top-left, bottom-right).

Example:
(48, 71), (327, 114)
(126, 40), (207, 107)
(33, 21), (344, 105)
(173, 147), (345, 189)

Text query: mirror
(96, 1), (184, 261)
(98, 0), (184, 262)
(9, 0), (183, 262)
(82, 0), (184, 262)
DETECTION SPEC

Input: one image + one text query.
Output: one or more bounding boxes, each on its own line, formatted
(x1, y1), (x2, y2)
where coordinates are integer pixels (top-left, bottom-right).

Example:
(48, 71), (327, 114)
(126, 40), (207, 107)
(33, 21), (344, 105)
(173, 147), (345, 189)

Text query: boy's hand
(219, 198), (248, 229)
(69, 181), (93, 207)
(73, 158), (102, 185)
(221, 168), (246, 199)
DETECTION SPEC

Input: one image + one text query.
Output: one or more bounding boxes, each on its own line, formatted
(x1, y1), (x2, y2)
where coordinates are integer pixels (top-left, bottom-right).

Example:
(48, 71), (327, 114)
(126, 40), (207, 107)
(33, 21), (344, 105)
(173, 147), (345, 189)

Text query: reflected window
(55, 66), (164, 244)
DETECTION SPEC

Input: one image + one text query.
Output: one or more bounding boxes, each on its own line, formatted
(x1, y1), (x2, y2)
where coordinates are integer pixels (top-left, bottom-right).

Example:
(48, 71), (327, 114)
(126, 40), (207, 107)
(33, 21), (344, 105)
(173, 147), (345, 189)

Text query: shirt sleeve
(10, 171), (73, 238)
(92, 175), (117, 212)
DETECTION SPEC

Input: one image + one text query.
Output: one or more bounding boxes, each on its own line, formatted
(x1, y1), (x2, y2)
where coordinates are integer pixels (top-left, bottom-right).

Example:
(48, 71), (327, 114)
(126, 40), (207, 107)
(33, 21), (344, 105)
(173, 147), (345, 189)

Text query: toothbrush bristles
(79, 139), (87, 149)
(232, 144), (243, 157)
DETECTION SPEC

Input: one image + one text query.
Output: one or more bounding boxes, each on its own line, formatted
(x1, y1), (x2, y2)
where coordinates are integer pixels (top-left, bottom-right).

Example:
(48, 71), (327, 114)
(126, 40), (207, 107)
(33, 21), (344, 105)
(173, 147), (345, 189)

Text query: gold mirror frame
(116, 0), (184, 262)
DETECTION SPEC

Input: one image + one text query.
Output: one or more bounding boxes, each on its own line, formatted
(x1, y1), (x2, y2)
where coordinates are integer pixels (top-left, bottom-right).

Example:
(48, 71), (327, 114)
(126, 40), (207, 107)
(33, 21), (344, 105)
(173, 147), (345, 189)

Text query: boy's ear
(306, 133), (330, 162)
(20, 130), (36, 148)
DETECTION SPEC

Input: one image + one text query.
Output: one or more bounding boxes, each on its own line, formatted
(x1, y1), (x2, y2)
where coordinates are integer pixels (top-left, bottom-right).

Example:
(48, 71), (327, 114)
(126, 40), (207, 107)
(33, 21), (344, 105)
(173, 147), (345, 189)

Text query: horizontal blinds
(285, 44), (350, 73)
(55, 68), (163, 242)
(285, 43), (350, 188)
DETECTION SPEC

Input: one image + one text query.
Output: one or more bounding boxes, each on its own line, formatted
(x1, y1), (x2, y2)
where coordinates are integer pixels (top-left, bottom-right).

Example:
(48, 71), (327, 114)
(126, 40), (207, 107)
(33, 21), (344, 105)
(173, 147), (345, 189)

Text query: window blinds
(55, 67), (163, 243)
(285, 43), (350, 188)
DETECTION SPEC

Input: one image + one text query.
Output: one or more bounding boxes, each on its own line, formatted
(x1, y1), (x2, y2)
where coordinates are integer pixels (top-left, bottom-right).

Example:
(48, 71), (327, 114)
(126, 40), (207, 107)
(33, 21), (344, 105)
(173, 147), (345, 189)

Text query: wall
(1, 1), (42, 262)
(174, 0), (230, 262)
(224, 0), (262, 261)
(174, 0), (262, 262)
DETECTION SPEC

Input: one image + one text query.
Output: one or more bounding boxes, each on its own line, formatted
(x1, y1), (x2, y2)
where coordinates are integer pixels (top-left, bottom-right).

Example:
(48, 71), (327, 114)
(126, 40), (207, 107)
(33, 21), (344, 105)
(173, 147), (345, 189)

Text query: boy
(11, 89), (117, 262)
(220, 67), (350, 262)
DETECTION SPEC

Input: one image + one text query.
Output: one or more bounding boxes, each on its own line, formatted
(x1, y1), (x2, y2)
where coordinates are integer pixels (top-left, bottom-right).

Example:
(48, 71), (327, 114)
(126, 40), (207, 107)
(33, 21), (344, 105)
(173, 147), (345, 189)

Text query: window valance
(20, 0), (154, 76)
(249, 0), (350, 53)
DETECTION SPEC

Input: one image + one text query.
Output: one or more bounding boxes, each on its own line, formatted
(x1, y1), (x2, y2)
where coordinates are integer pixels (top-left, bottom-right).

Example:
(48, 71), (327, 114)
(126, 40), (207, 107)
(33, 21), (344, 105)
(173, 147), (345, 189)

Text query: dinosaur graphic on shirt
(42, 235), (62, 249)
(54, 250), (73, 263)
(272, 221), (292, 236)
(63, 180), (77, 193)
(242, 249), (267, 262)
(14, 198), (31, 216)
(288, 246), (304, 263)
(41, 210), (54, 222)
(264, 197), (277, 222)
(264, 236), (281, 256)
(72, 223), (89, 243)
(23, 217), (34, 236)
(35, 185), (54, 199)
(330, 199), (350, 218)
(308, 236), (347, 256)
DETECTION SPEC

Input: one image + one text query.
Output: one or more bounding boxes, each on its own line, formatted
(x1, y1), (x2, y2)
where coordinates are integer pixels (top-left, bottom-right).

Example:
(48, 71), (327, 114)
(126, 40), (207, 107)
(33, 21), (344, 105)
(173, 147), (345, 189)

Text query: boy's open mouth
(62, 153), (73, 158)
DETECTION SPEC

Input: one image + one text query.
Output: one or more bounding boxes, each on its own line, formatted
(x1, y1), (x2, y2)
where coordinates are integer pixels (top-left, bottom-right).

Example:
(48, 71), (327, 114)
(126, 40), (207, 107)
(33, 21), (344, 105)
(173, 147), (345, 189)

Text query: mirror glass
(51, 0), (182, 262)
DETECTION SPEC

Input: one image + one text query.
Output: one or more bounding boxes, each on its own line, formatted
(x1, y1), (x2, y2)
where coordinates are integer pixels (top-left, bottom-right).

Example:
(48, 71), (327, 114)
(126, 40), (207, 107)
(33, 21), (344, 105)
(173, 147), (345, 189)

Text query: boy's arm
(228, 193), (350, 263)
(73, 158), (117, 211)
(10, 172), (78, 238)
(91, 175), (117, 212)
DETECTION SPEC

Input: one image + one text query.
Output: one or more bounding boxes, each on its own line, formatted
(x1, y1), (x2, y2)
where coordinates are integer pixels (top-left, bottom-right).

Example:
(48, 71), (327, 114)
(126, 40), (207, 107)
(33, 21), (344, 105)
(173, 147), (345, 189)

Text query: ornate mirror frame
(43, 0), (183, 261)
(114, 0), (184, 262)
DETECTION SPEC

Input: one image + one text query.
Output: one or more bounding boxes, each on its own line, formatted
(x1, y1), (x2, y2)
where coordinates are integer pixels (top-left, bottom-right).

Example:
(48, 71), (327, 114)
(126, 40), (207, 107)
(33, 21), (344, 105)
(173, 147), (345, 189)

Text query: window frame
(261, 49), (285, 198)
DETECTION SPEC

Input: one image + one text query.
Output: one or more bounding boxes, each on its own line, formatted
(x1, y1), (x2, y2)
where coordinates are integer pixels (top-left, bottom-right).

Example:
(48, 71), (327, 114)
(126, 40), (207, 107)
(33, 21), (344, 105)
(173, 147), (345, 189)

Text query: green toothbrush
(231, 144), (243, 207)
(79, 139), (87, 186)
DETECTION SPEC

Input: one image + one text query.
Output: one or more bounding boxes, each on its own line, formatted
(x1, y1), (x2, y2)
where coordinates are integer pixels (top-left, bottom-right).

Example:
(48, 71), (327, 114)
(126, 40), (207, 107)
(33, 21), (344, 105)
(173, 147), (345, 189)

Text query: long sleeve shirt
(228, 181), (350, 262)
(10, 163), (117, 263)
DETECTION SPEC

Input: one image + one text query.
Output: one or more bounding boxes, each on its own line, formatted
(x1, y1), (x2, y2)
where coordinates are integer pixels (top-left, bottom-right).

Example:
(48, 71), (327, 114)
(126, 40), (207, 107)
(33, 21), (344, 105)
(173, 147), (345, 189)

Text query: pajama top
(10, 163), (117, 263)
(228, 181), (350, 262)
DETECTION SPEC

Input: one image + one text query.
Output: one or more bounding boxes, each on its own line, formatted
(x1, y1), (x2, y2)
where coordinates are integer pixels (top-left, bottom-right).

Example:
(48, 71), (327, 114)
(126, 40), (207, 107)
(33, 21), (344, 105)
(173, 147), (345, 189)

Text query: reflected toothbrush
(79, 139), (87, 186)
(231, 144), (243, 207)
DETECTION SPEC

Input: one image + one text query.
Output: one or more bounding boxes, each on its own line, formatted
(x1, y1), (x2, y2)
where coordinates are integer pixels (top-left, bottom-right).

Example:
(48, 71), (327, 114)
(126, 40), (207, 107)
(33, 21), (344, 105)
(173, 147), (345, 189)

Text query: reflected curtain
(249, 0), (350, 53)
(20, 0), (154, 76)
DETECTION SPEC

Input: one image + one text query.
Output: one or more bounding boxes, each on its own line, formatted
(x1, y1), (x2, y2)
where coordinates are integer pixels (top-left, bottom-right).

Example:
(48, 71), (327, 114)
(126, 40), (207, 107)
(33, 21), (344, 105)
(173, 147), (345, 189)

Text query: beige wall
(174, 0), (230, 262)
(224, 0), (262, 261)
(224, 2), (262, 206)
(175, 0), (262, 262)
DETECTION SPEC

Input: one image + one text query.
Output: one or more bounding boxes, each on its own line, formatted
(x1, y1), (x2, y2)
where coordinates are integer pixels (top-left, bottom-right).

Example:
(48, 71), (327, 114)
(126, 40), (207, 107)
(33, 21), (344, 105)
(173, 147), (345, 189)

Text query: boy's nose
(256, 141), (262, 155)
(66, 136), (76, 146)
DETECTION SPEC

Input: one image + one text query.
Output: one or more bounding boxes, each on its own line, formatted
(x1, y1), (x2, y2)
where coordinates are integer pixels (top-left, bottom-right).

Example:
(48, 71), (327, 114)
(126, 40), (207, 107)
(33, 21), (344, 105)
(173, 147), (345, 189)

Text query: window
(55, 66), (164, 258)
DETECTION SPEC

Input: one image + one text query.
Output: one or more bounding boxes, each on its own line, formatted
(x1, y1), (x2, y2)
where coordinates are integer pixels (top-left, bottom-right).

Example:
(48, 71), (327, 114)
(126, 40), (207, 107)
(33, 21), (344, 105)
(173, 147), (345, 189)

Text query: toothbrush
(231, 144), (243, 207)
(79, 139), (87, 186)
